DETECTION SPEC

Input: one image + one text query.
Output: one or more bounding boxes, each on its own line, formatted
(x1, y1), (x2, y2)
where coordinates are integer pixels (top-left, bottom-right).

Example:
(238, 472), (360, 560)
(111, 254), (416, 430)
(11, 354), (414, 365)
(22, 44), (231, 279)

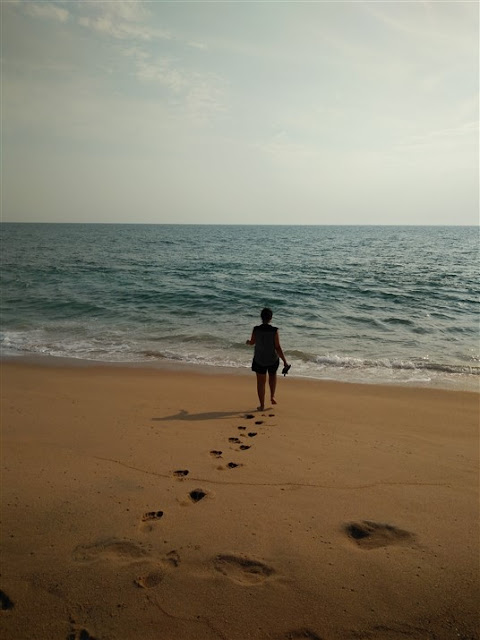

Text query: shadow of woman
(153, 409), (253, 422)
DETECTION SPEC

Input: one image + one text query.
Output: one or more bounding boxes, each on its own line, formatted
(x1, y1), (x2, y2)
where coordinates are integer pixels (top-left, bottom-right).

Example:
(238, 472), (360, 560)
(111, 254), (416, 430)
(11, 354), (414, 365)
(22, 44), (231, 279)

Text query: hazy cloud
(123, 46), (226, 122)
(76, 2), (170, 42)
(22, 1), (69, 23)
(2, 1), (478, 224)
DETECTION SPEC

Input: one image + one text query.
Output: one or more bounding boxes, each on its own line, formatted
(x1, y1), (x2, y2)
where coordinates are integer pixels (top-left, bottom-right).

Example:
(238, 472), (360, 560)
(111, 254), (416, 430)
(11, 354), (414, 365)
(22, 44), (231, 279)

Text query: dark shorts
(251, 359), (280, 375)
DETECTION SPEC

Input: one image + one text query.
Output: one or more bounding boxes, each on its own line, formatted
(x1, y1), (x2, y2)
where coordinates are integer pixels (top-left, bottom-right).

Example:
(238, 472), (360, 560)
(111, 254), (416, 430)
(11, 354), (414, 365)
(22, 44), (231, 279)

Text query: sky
(1, 1), (478, 225)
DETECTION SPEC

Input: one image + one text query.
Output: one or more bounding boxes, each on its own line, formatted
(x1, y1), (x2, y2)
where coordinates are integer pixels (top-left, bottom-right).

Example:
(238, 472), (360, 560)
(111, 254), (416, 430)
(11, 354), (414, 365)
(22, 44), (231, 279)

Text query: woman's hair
(260, 307), (273, 322)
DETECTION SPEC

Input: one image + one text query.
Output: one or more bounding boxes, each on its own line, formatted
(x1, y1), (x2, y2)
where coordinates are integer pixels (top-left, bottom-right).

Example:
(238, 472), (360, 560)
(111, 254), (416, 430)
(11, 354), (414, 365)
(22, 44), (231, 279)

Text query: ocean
(1, 224), (478, 390)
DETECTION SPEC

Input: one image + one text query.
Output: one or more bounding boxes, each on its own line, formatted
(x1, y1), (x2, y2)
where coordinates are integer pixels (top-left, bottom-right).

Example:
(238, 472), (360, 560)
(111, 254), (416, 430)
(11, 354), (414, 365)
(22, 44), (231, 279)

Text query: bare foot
(271, 398), (277, 405)
(257, 405), (264, 411)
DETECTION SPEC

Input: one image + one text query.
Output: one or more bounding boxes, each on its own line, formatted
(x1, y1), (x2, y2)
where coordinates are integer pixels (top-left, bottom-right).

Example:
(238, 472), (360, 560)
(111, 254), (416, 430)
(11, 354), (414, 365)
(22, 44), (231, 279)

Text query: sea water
(1, 224), (478, 390)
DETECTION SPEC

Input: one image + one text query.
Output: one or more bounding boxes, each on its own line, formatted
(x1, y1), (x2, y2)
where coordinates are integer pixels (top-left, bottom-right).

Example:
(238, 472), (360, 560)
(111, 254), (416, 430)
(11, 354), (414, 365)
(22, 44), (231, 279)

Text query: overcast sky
(2, 1), (478, 225)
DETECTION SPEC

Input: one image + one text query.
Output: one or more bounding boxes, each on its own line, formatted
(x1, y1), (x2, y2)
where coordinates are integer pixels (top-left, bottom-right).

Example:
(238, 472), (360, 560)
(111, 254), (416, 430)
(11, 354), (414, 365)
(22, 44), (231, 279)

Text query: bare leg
(256, 373), (266, 410)
(269, 372), (277, 405)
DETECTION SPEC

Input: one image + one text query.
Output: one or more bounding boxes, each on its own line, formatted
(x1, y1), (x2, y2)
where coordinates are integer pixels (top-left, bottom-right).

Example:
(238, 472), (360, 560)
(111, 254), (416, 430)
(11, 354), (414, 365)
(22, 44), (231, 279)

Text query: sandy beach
(1, 361), (478, 640)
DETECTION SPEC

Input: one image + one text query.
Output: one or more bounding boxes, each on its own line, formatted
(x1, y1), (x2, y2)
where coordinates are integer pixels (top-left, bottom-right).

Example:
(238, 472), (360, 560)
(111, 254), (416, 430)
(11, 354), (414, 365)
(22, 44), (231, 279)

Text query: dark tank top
(253, 324), (278, 366)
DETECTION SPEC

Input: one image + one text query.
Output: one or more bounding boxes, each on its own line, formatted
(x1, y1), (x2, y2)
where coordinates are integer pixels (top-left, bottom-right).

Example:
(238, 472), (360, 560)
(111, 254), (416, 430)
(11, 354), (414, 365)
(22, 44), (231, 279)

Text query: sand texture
(1, 362), (479, 640)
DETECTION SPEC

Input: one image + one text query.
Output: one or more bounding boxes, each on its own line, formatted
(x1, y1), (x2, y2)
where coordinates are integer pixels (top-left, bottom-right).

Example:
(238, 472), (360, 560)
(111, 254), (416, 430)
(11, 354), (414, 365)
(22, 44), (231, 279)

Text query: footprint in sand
(244, 414), (255, 419)
(73, 538), (180, 592)
(176, 488), (212, 507)
(239, 445), (251, 451)
(173, 470), (189, 478)
(164, 550), (180, 567)
(238, 426), (247, 430)
(0, 589), (14, 611)
(210, 450), (223, 458)
(139, 510), (164, 533)
(214, 554), (275, 585)
(189, 489), (208, 503)
(215, 462), (243, 471)
(255, 420), (264, 425)
(344, 521), (415, 549)
(134, 551), (180, 589)
(228, 437), (241, 444)
(73, 539), (149, 563)
(134, 570), (165, 589)
(142, 510), (164, 522)
(247, 432), (257, 438)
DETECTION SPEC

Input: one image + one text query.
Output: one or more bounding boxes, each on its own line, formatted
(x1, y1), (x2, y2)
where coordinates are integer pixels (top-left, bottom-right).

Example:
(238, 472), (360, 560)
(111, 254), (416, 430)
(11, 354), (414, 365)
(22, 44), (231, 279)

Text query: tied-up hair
(260, 308), (273, 322)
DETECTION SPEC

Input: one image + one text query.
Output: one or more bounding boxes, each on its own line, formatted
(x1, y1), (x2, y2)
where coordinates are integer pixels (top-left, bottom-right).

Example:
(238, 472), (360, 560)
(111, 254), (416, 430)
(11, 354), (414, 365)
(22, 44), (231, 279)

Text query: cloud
(188, 41), (208, 51)
(184, 78), (225, 123)
(364, 1), (477, 54)
(123, 47), (226, 122)
(135, 56), (186, 92)
(396, 121), (479, 153)
(101, 1), (149, 23)
(76, 1), (170, 41)
(22, 1), (69, 23)
(77, 16), (152, 41)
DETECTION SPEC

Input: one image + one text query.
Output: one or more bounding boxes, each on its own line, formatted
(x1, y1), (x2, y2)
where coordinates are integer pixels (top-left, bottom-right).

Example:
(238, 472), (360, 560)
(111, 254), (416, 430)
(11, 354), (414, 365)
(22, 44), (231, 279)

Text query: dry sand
(1, 361), (479, 640)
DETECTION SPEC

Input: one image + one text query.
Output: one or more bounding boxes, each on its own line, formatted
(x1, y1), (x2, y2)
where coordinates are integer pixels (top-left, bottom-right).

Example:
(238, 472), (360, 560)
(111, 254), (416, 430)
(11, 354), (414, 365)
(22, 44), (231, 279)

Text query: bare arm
(246, 329), (256, 346)
(274, 331), (288, 366)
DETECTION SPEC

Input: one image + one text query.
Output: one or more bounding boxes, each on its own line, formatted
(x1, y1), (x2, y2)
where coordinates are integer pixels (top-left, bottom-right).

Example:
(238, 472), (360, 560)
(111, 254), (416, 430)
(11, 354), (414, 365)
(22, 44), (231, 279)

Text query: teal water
(1, 224), (478, 389)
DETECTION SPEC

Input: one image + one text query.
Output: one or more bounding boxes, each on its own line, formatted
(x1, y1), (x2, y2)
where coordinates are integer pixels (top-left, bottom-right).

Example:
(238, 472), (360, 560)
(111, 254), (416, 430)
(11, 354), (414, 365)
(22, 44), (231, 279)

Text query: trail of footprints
(136, 412), (271, 525)
(131, 408), (418, 585)
(4, 409), (416, 640)
(57, 415), (278, 638)
(207, 411), (267, 471)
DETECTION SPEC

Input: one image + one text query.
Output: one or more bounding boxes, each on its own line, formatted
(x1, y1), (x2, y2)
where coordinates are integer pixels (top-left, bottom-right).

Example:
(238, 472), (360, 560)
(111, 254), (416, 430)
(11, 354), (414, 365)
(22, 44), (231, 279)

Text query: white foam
(1, 330), (478, 391)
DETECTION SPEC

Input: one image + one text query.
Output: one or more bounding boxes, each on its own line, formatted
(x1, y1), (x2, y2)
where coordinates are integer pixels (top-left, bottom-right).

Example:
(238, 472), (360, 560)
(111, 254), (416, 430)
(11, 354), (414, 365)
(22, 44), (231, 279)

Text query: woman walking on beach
(246, 308), (289, 411)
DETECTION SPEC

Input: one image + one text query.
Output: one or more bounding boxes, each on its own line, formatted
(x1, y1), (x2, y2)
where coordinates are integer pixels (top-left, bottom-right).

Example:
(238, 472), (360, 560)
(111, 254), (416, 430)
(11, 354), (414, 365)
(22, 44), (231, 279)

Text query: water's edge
(2, 352), (478, 394)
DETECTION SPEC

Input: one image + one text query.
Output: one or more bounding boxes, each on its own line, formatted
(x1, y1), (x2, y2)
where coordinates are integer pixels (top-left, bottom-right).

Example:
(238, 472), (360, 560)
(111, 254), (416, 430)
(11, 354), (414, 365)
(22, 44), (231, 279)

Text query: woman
(246, 308), (289, 411)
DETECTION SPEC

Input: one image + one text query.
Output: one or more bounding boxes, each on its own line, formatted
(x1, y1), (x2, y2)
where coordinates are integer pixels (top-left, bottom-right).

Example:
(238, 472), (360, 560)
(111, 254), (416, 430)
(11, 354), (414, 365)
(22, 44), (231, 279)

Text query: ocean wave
(2, 330), (479, 391)
(263, 348), (479, 376)
(383, 317), (415, 326)
(312, 354), (479, 376)
(342, 315), (390, 330)
(140, 349), (182, 361)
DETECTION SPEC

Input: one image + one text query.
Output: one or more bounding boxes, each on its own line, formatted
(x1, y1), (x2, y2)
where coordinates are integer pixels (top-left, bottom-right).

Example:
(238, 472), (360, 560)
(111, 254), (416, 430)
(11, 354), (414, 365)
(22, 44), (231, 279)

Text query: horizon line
(0, 221), (478, 228)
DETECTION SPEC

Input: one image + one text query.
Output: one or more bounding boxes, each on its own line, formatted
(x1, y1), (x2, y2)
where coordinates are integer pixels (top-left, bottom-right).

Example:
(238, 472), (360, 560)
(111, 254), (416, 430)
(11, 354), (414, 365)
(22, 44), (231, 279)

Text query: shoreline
(3, 358), (479, 399)
(2, 360), (479, 640)
(2, 352), (478, 393)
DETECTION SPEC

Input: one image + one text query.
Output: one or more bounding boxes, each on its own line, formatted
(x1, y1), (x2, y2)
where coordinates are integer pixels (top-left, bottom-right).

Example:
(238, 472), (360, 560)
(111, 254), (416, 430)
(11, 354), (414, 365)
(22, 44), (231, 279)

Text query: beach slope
(1, 362), (478, 640)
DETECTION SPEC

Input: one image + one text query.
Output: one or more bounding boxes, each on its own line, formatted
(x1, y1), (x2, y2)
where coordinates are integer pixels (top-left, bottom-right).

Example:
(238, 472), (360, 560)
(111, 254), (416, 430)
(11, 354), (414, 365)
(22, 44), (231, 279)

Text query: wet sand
(1, 361), (478, 640)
